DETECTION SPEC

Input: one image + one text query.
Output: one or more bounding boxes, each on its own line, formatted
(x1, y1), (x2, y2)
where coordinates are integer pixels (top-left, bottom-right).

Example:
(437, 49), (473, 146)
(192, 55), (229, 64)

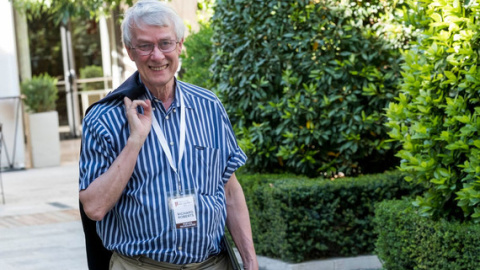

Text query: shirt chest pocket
(190, 145), (221, 195)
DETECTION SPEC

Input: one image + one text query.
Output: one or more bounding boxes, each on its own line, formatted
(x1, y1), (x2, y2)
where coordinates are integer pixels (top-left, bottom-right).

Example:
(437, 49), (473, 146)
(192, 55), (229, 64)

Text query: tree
(12, 0), (132, 24)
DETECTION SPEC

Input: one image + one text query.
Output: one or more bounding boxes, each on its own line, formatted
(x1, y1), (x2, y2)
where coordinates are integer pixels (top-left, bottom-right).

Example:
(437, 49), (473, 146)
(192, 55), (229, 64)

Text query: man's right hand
(124, 96), (152, 146)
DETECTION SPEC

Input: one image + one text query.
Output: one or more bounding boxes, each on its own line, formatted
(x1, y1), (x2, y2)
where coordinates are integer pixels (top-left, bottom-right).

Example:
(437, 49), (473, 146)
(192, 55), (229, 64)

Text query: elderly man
(79, 1), (258, 269)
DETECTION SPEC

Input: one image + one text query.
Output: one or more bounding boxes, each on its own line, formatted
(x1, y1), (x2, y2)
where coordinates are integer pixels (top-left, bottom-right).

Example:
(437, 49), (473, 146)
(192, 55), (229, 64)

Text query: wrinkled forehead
(130, 23), (177, 41)
(132, 13), (173, 31)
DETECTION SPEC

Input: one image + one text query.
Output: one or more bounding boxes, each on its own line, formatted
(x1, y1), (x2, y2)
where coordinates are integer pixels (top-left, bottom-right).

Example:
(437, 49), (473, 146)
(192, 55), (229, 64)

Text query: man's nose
(150, 45), (166, 59)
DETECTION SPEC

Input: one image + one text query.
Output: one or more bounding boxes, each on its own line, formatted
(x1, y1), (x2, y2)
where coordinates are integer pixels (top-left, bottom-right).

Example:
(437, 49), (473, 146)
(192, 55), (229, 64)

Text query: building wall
(170, 0), (200, 35)
(0, 0), (25, 169)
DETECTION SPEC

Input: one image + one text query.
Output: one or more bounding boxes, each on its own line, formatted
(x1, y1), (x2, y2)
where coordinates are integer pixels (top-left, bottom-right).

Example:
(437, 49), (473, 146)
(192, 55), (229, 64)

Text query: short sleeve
(219, 103), (247, 183)
(79, 113), (117, 191)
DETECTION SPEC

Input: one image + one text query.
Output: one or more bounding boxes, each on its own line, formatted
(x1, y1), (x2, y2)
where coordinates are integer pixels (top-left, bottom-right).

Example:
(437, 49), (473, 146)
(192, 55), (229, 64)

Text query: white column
(99, 16), (112, 90)
(106, 13), (122, 89)
(0, 1), (26, 169)
(61, 24), (81, 137)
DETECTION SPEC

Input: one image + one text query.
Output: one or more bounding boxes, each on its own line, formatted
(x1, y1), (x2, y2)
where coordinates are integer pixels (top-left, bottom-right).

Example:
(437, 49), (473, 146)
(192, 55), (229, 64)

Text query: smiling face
(126, 23), (183, 95)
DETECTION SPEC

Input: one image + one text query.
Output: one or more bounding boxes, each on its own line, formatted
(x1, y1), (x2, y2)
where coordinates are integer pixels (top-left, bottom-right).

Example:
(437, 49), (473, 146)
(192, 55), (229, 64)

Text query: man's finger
(124, 96), (132, 108)
(142, 99), (152, 117)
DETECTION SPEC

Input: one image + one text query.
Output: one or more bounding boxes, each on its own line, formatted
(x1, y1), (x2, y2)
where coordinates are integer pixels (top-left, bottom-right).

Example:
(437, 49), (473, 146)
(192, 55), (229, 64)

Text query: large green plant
(20, 73), (59, 113)
(180, 22), (214, 89)
(212, 0), (404, 176)
(386, 0), (480, 221)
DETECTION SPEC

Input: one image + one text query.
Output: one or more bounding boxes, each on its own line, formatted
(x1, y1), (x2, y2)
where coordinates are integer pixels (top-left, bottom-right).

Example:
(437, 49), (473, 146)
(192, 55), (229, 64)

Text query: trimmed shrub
(385, 0), (480, 221)
(212, 0), (403, 177)
(79, 65), (104, 91)
(20, 73), (58, 113)
(238, 171), (425, 262)
(375, 199), (480, 269)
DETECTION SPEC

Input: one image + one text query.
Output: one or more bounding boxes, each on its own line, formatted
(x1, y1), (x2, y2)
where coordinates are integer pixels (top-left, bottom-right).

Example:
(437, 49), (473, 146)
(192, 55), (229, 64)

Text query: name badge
(169, 193), (198, 229)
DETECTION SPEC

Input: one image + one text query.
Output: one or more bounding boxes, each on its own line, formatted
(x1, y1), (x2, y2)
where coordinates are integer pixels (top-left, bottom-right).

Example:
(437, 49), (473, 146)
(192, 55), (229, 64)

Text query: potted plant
(20, 73), (60, 168)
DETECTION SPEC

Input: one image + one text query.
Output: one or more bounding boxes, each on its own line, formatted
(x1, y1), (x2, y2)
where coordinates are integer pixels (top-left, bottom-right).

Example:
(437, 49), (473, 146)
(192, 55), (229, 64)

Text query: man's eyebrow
(135, 36), (175, 43)
(135, 39), (153, 44)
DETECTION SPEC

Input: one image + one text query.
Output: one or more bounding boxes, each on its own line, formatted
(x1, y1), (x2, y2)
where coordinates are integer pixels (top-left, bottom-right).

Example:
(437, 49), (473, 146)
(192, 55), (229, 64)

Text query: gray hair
(122, 0), (185, 48)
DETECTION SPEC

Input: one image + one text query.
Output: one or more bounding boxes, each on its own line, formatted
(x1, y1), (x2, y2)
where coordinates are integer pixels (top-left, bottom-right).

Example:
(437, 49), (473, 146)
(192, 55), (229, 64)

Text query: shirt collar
(139, 76), (182, 109)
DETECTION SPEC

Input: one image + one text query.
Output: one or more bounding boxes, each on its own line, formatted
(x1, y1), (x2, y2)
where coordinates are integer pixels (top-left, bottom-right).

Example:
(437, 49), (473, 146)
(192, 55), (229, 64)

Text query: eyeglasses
(131, 40), (179, 55)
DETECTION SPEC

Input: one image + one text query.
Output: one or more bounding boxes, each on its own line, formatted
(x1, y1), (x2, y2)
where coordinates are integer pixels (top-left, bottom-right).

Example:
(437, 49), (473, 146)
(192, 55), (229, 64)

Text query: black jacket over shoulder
(80, 72), (145, 270)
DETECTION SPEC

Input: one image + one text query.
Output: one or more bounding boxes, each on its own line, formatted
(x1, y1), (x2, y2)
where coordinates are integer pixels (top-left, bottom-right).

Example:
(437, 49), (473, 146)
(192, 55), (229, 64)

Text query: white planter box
(28, 111), (60, 168)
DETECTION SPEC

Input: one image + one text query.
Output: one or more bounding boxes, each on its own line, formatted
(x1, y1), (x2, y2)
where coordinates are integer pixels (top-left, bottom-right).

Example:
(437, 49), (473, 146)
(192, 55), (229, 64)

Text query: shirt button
(165, 115), (170, 120)
(170, 142), (174, 146)
(152, 107), (156, 111)
(173, 108), (176, 113)
(178, 246), (182, 251)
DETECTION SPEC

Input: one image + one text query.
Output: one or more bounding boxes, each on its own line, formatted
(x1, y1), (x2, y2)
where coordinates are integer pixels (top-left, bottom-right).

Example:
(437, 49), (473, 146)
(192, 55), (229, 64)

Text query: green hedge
(375, 200), (480, 270)
(238, 171), (424, 262)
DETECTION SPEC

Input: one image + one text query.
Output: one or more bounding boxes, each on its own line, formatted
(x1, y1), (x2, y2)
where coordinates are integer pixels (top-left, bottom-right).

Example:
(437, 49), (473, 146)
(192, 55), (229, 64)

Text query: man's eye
(160, 41), (173, 47)
(138, 44), (153, 51)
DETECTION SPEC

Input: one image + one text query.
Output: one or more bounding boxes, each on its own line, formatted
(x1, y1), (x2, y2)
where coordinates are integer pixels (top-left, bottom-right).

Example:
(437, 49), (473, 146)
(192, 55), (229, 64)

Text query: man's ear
(126, 46), (135, 61)
(177, 38), (184, 53)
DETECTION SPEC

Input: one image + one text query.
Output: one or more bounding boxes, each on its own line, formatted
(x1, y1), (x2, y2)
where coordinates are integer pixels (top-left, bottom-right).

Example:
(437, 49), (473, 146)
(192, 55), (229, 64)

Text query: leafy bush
(20, 73), (58, 113)
(79, 65), (104, 91)
(238, 171), (425, 262)
(385, 0), (480, 221)
(212, 0), (403, 177)
(375, 199), (480, 269)
(179, 22), (214, 89)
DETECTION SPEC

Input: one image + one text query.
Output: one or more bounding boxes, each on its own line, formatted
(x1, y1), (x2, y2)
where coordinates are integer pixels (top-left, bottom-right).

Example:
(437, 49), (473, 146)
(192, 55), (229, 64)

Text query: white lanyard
(149, 87), (186, 192)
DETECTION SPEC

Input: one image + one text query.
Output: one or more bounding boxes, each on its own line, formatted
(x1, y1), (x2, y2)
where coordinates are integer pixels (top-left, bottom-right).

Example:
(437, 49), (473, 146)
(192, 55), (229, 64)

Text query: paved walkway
(0, 139), (382, 270)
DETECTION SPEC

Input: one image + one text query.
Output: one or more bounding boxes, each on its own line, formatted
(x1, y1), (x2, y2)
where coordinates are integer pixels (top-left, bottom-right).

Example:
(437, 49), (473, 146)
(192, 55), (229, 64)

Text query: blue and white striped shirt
(79, 74), (247, 264)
